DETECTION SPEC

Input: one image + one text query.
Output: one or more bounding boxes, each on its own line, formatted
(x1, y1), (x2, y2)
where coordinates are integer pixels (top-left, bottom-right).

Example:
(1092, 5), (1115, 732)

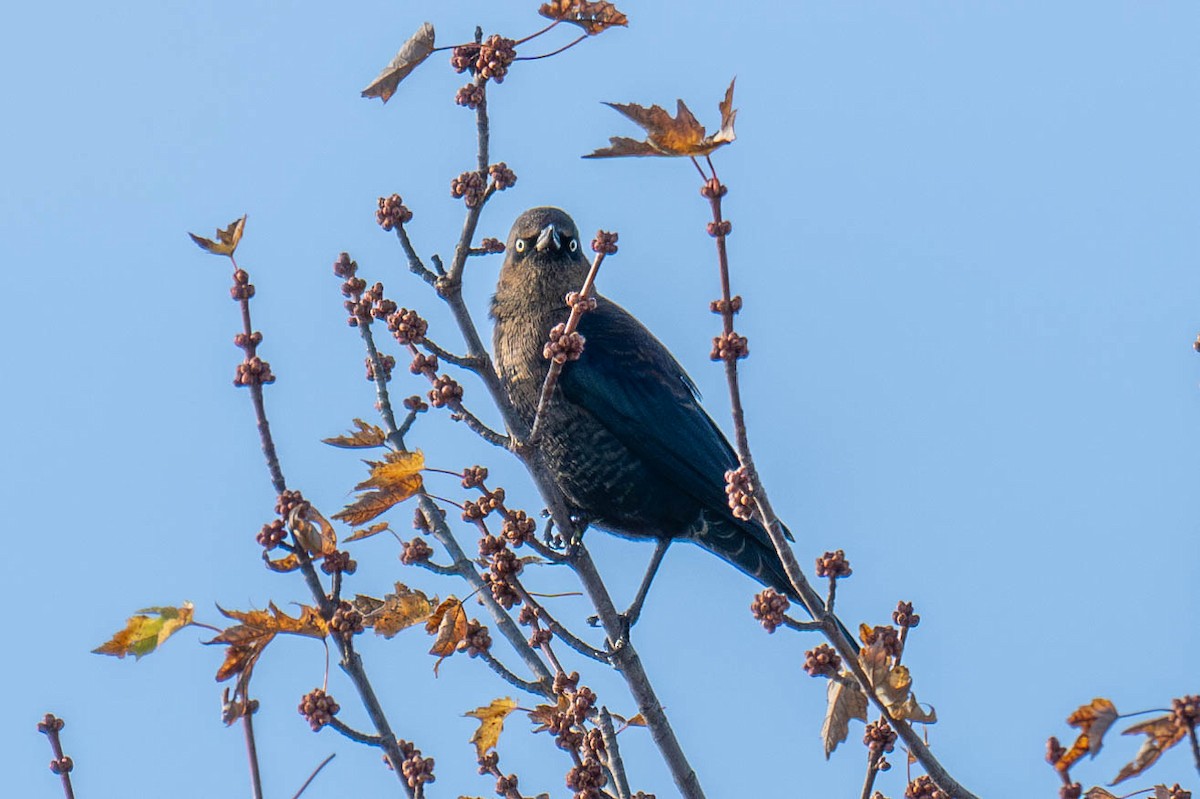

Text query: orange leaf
(538, 1), (628, 35)
(345, 521), (392, 543)
(334, 450), (425, 526)
(217, 602), (329, 640)
(354, 582), (435, 638)
(426, 596), (468, 672)
(262, 551), (301, 572)
(362, 22), (435, 103)
(585, 79), (736, 159)
(93, 602), (195, 659)
(529, 694), (572, 733)
(323, 419), (388, 449)
(465, 697), (519, 758)
(1057, 698), (1119, 769)
(1112, 715), (1187, 784)
(188, 215), (246, 256)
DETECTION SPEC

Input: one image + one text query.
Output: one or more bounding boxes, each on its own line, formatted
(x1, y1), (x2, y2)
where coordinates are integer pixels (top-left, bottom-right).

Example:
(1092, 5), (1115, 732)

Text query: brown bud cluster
(893, 600), (921, 629)
(566, 291), (598, 313)
(482, 569), (520, 610)
(804, 643), (842, 677)
(401, 536), (434, 565)
(455, 82), (485, 109)
(724, 466), (755, 521)
(1167, 785), (1192, 799)
(591, 229), (619, 255)
(528, 628), (552, 647)
(476, 34), (516, 83)
(862, 625), (902, 658)
(451, 170), (487, 208)
(502, 510), (536, 546)
(365, 353), (395, 382)
(367, 284), (397, 322)
(488, 162), (517, 191)
(905, 775), (948, 799)
(750, 588), (789, 633)
(461, 465), (489, 489)
(298, 688), (340, 731)
(700, 177), (728, 199)
(864, 719), (897, 754)
(49, 756), (74, 776)
(706, 220), (733, 237)
(401, 750), (436, 791)
(1045, 736), (1067, 765)
(450, 44), (481, 73)
(333, 252), (358, 279)
(386, 307), (427, 345)
(275, 490), (311, 521)
(1059, 785), (1082, 799)
(1173, 695), (1200, 727)
(235, 356), (276, 387)
(233, 331), (263, 350)
(38, 714), (65, 734)
(496, 774), (519, 795)
(230, 268), (255, 301)
(710, 330), (749, 362)
(544, 323), (586, 364)
(376, 194), (413, 231)
(257, 519), (286, 549)
(478, 237), (505, 254)
(458, 619), (492, 656)
(566, 757), (607, 798)
(321, 550), (357, 575)
(410, 352), (438, 376)
(403, 395), (429, 413)
(554, 670), (580, 695)
(710, 295), (743, 315)
(815, 549), (852, 579)
(329, 600), (364, 640)
(428, 374), (464, 408)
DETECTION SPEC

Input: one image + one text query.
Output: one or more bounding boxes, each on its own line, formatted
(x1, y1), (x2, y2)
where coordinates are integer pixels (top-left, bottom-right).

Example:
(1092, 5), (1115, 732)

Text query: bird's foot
(587, 608), (637, 649)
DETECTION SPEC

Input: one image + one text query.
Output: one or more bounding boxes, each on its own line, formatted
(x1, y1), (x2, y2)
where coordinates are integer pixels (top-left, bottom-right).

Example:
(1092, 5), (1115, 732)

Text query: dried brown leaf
(538, 1), (628, 34)
(262, 551), (301, 572)
(1059, 698), (1119, 768)
(93, 602), (195, 659)
(821, 674), (867, 758)
(345, 521), (391, 543)
(323, 419), (388, 449)
(1112, 715), (1187, 784)
(334, 450), (425, 526)
(291, 505), (338, 556)
(355, 582), (435, 638)
(362, 22), (435, 103)
(1084, 789), (1118, 799)
(529, 695), (572, 733)
(858, 641), (936, 724)
(465, 697), (519, 758)
(427, 596), (467, 673)
(585, 79), (736, 158)
(188, 215), (246, 256)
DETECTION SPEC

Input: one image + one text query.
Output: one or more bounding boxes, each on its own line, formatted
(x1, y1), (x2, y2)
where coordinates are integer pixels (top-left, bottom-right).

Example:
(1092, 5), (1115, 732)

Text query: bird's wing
(559, 300), (780, 546)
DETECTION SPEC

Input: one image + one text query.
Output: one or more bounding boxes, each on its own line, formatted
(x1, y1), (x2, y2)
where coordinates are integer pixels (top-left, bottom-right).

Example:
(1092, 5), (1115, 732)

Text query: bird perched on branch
(491, 206), (800, 625)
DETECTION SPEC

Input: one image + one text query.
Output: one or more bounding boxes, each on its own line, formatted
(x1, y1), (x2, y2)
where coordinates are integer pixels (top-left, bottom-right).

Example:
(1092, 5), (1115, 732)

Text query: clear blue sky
(4, 2), (1199, 797)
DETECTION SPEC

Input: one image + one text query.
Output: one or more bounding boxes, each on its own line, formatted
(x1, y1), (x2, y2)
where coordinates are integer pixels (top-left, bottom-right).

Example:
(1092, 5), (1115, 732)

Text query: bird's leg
(588, 538), (671, 644)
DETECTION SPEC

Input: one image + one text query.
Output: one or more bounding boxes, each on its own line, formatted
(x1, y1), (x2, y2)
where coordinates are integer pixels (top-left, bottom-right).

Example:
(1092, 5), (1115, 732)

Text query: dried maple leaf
(290, 505), (338, 556)
(189, 215), (246, 256)
(262, 551), (301, 572)
(426, 596), (468, 673)
(333, 450), (425, 527)
(465, 697), (519, 758)
(529, 694), (572, 733)
(345, 521), (391, 543)
(93, 602), (195, 659)
(1084, 789), (1118, 799)
(821, 674), (868, 758)
(362, 22), (435, 103)
(353, 582), (435, 638)
(1112, 715), (1187, 784)
(585, 79), (736, 159)
(538, 1), (628, 35)
(323, 419), (389, 449)
(858, 641), (936, 724)
(1056, 698), (1119, 771)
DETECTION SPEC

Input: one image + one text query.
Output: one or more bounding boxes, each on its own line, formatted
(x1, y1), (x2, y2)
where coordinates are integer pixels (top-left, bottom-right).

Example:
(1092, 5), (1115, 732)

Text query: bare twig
(292, 753), (336, 799)
(37, 714), (76, 799)
(599, 708), (632, 799)
(242, 703), (265, 799)
(327, 717), (388, 746)
(515, 34), (588, 61)
(479, 649), (553, 697)
(395, 226), (438, 287)
(422, 338), (484, 371)
(860, 749), (882, 799)
(1188, 723), (1200, 776)
(515, 582), (611, 663)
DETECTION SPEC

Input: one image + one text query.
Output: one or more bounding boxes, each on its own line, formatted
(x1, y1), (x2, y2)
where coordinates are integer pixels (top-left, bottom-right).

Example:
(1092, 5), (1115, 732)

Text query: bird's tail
(690, 510), (860, 652)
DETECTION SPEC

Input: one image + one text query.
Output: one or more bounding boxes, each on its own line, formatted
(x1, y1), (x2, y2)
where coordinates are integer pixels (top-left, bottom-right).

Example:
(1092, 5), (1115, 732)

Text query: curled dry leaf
(538, 0), (628, 34)
(426, 596), (468, 672)
(1055, 698), (1119, 772)
(529, 694), (572, 733)
(465, 697), (519, 758)
(290, 505), (338, 556)
(333, 449), (425, 527)
(93, 602), (195, 660)
(353, 582), (435, 638)
(361, 22), (435, 103)
(323, 418), (388, 449)
(262, 551), (301, 572)
(1084, 789), (1118, 799)
(858, 641), (936, 724)
(821, 674), (867, 758)
(345, 521), (391, 543)
(585, 79), (736, 158)
(188, 215), (246, 256)
(1112, 715), (1187, 784)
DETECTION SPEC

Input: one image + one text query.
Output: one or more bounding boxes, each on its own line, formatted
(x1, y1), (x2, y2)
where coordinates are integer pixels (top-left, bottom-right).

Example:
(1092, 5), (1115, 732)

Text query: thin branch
(422, 338), (485, 371)
(327, 716), (388, 746)
(599, 708), (632, 799)
(449, 403), (512, 449)
(514, 34), (588, 61)
(37, 714), (76, 799)
(411, 558), (460, 577)
(528, 248), (608, 443)
(242, 704), (265, 799)
(780, 615), (823, 633)
(291, 753), (336, 799)
(479, 649), (554, 697)
(860, 749), (882, 799)
(516, 583), (611, 663)
(1189, 723), (1200, 776)
(395, 226), (438, 287)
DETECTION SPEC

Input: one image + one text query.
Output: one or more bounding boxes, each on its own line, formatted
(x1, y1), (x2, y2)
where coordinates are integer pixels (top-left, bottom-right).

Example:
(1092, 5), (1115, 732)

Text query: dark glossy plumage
(491, 207), (798, 599)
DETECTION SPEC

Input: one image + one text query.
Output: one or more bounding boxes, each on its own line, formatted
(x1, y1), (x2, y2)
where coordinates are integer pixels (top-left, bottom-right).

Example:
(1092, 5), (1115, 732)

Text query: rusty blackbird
(491, 207), (801, 623)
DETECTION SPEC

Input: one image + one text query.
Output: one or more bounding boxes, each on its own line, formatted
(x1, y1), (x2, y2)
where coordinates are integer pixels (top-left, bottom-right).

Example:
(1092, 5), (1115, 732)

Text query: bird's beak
(535, 224), (561, 253)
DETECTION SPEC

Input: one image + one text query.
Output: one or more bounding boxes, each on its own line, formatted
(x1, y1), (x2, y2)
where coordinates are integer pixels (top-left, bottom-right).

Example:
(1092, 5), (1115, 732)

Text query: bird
(490, 206), (803, 627)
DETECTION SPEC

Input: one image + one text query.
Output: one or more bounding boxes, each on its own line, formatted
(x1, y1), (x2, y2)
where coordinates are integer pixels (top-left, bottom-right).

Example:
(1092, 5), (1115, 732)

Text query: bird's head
(496, 207), (591, 310)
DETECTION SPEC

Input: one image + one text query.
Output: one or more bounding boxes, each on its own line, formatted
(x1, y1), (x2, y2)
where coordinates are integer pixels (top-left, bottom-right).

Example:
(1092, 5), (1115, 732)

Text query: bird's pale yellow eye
(515, 239), (526, 253)
(568, 238), (578, 253)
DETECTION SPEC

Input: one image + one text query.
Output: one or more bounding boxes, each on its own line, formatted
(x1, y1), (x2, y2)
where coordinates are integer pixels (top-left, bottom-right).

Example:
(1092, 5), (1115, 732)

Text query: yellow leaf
(426, 596), (467, 673)
(538, 1), (628, 35)
(355, 583), (435, 638)
(335, 450), (425, 526)
(465, 697), (519, 758)
(821, 674), (867, 758)
(361, 22), (435, 103)
(93, 602), (195, 659)
(323, 419), (388, 449)
(345, 521), (391, 543)
(188, 215), (246, 256)
(585, 79), (736, 159)
(263, 551), (301, 572)
(1112, 715), (1187, 784)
